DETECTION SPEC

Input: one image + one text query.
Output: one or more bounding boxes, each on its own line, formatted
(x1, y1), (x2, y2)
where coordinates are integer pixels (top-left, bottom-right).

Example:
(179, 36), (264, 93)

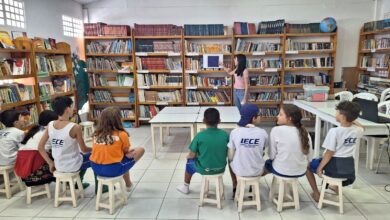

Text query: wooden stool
(269, 175), (300, 212)
(0, 165), (24, 199)
(96, 175), (128, 215)
(199, 174), (224, 209)
(53, 171), (84, 208)
(26, 184), (51, 204)
(80, 121), (94, 142)
(234, 176), (261, 212)
(318, 175), (346, 214)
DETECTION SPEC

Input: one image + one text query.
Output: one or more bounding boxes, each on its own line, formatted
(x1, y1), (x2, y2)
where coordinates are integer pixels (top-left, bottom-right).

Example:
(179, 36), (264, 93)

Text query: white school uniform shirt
(0, 127), (24, 165)
(269, 125), (313, 176)
(322, 126), (363, 158)
(19, 127), (51, 151)
(228, 125), (268, 177)
(48, 121), (83, 173)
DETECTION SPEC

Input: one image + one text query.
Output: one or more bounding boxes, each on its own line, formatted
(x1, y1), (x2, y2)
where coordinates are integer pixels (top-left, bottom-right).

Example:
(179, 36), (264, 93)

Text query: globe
(320, 17), (337, 33)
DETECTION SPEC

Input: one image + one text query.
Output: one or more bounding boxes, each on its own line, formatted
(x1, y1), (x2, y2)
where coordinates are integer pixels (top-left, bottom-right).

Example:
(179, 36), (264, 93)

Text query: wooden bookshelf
(85, 30), (138, 126)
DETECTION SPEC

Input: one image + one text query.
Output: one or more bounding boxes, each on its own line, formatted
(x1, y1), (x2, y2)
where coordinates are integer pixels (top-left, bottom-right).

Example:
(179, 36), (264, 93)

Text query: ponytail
(296, 122), (310, 155)
(21, 125), (42, 144)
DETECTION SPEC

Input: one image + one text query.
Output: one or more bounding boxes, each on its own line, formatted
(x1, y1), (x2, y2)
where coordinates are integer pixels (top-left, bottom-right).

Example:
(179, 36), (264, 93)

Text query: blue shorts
(186, 158), (197, 175)
(91, 157), (136, 177)
(309, 158), (322, 173)
(265, 159), (306, 178)
(80, 152), (91, 171)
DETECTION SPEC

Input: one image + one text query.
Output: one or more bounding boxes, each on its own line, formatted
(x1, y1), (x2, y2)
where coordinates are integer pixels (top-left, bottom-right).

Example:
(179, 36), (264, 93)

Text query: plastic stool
(26, 183), (51, 204)
(269, 175), (300, 212)
(234, 176), (261, 212)
(199, 174), (225, 209)
(0, 165), (24, 199)
(318, 175), (346, 214)
(53, 171), (84, 208)
(96, 175), (128, 215)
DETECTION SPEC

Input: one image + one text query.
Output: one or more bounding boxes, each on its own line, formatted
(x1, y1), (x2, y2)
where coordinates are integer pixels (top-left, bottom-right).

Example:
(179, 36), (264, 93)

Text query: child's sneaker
(176, 184), (189, 194)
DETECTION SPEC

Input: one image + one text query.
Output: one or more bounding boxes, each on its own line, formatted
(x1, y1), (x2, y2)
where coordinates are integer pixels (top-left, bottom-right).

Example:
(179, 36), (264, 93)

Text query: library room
(0, 0), (390, 219)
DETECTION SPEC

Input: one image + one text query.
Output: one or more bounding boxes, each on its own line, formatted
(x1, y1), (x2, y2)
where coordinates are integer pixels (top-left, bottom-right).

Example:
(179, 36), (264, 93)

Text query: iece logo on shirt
(240, 138), (260, 148)
(343, 137), (357, 147)
(0, 132), (10, 138)
(52, 139), (65, 148)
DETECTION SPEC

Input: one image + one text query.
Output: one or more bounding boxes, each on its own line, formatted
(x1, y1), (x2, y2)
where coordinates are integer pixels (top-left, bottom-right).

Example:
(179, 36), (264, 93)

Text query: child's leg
(306, 158), (322, 202)
(123, 148), (145, 187)
(228, 164), (237, 189)
(176, 158), (196, 194)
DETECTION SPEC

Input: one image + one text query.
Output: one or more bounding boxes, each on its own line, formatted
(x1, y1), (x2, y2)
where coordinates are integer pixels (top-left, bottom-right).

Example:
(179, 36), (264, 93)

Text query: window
(62, 15), (83, 38)
(0, 0), (25, 28)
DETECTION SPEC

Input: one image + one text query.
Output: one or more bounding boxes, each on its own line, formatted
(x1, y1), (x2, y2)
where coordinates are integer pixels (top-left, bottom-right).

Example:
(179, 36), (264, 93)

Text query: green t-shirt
(189, 127), (229, 175)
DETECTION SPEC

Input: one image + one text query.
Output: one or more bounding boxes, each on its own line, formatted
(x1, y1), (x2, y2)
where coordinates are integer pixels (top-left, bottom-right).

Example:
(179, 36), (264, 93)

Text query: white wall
(1, 0), (83, 55)
(379, 0), (390, 19)
(84, 0), (375, 81)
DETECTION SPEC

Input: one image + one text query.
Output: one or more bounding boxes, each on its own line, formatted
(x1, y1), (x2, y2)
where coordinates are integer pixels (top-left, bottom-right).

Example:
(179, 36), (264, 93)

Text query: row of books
(36, 56), (67, 73)
(136, 57), (182, 70)
(38, 82), (55, 98)
(137, 74), (182, 86)
(92, 109), (135, 118)
(138, 90), (182, 102)
(135, 40), (181, 53)
(360, 55), (389, 68)
(86, 40), (132, 54)
(0, 58), (31, 76)
(86, 58), (122, 71)
(247, 59), (282, 69)
(249, 75), (280, 86)
(33, 37), (57, 50)
(233, 22), (256, 35)
(139, 105), (160, 119)
(284, 91), (303, 101)
(284, 73), (330, 85)
(359, 77), (390, 97)
(184, 24), (225, 36)
(84, 23), (131, 36)
(0, 84), (35, 104)
(285, 23), (321, 33)
(285, 57), (334, 68)
(286, 39), (333, 51)
(52, 77), (72, 93)
(134, 24), (181, 36)
(371, 70), (388, 78)
(258, 108), (279, 117)
(363, 19), (390, 32)
(186, 90), (230, 103)
(185, 41), (232, 53)
(89, 74), (134, 87)
(249, 92), (281, 102)
(363, 38), (390, 50)
(235, 39), (281, 53)
(186, 76), (231, 87)
(257, 20), (285, 34)
(92, 90), (115, 103)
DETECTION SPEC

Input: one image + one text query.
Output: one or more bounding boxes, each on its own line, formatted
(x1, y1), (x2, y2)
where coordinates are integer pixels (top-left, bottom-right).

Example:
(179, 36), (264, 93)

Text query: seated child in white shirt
(0, 109), (25, 165)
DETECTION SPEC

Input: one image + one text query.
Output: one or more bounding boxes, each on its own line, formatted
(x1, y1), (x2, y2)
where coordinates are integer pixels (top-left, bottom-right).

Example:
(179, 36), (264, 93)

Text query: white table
(294, 100), (389, 186)
(159, 107), (200, 114)
(149, 113), (198, 158)
(196, 106), (241, 132)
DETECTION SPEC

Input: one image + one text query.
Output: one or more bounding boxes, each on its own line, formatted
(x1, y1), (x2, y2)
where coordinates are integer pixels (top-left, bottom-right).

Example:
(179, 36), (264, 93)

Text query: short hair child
(306, 101), (362, 202)
(0, 109), (25, 165)
(176, 108), (229, 194)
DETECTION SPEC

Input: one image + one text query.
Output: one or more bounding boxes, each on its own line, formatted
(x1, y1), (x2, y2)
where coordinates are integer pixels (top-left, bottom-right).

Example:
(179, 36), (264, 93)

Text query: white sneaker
(176, 184), (189, 194)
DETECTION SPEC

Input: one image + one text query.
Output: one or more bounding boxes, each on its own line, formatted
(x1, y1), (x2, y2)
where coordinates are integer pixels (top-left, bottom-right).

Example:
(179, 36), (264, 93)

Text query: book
(286, 39), (333, 51)
(184, 24), (225, 36)
(139, 105), (160, 118)
(86, 58), (122, 71)
(92, 90), (115, 103)
(0, 58), (30, 76)
(117, 74), (134, 86)
(86, 40), (132, 54)
(186, 75), (231, 87)
(52, 77), (72, 93)
(139, 90), (182, 102)
(0, 31), (15, 49)
(285, 57), (334, 68)
(247, 58), (282, 69)
(185, 41), (232, 53)
(286, 23), (321, 33)
(233, 22), (257, 35)
(0, 83), (35, 104)
(248, 92), (281, 102)
(38, 81), (55, 98)
(257, 20), (285, 34)
(136, 57), (182, 70)
(186, 90), (231, 103)
(134, 24), (181, 36)
(137, 74), (182, 86)
(235, 39), (281, 53)
(48, 38), (57, 50)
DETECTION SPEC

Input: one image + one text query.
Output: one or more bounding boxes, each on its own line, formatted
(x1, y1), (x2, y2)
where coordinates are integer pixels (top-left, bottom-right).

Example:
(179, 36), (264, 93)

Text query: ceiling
(73, 0), (101, 5)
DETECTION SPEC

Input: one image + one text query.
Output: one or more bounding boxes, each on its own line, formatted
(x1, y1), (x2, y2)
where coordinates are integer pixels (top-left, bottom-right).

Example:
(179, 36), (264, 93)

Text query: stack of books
(186, 76), (231, 87)
(284, 91), (303, 101)
(136, 57), (182, 70)
(38, 82), (55, 98)
(363, 19), (390, 32)
(235, 39), (281, 53)
(138, 90), (182, 102)
(84, 22), (107, 36)
(0, 58), (31, 76)
(134, 24), (182, 36)
(86, 58), (121, 71)
(286, 39), (333, 51)
(117, 74), (134, 86)
(361, 55), (389, 68)
(249, 92), (281, 102)
(36, 56), (67, 73)
(258, 108), (279, 117)
(86, 40), (132, 54)
(257, 20), (285, 34)
(135, 40), (181, 53)
(93, 109), (134, 118)
(102, 25), (131, 36)
(184, 24), (225, 36)
(185, 41), (232, 53)
(0, 83), (35, 104)
(52, 77), (72, 93)
(286, 23), (321, 33)
(185, 58), (201, 70)
(186, 90), (230, 103)
(137, 74), (182, 86)
(249, 75), (280, 86)
(233, 22), (256, 35)
(139, 105), (160, 119)
(92, 90), (115, 103)
(284, 73), (329, 85)
(285, 57), (334, 68)
(247, 59), (282, 69)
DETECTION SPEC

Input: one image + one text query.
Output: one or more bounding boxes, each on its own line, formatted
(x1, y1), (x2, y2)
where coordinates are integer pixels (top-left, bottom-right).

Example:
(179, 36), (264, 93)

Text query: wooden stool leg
(254, 182), (261, 211)
(120, 179), (128, 204)
(215, 178), (221, 209)
(54, 180), (61, 207)
(15, 174), (24, 191)
(338, 182), (344, 214)
(69, 179), (78, 208)
(269, 176), (276, 202)
(277, 181), (285, 212)
(238, 180), (245, 212)
(108, 183), (115, 215)
(292, 182), (300, 210)
(318, 180), (327, 209)
(76, 176), (84, 199)
(95, 180), (103, 211)
(26, 187), (32, 204)
(45, 184), (51, 199)
(219, 177), (224, 200)
(234, 180), (240, 203)
(3, 170), (11, 199)
(199, 177), (206, 207)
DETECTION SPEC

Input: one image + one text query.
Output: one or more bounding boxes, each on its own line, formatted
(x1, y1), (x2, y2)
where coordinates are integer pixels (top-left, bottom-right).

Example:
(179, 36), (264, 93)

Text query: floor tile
(140, 170), (174, 183)
(149, 160), (178, 170)
(0, 197), (19, 213)
(0, 197), (50, 217)
(279, 202), (324, 220)
(343, 185), (388, 203)
(132, 159), (153, 170)
(239, 202), (282, 220)
(157, 198), (199, 220)
(198, 199), (239, 220)
(116, 198), (163, 219)
(36, 198), (90, 218)
(76, 198), (119, 218)
(319, 203), (366, 220)
(354, 203), (390, 220)
(130, 183), (169, 198)
(166, 182), (201, 199)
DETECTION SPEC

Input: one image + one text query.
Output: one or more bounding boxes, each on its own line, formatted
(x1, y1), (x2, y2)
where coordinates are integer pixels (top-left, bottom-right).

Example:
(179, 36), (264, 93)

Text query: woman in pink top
(223, 54), (249, 110)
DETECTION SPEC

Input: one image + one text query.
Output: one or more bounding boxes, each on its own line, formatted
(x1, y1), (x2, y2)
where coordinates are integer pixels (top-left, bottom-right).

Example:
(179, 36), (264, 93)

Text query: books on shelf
(360, 55), (389, 68)
(363, 19), (390, 32)
(285, 57), (334, 68)
(135, 40), (181, 53)
(249, 92), (281, 102)
(284, 73), (329, 85)
(247, 59), (282, 69)
(358, 76), (390, 96)
(249, 75), (280, 86)
(185, 41), (232, 53)
(92, 90), (115, 103)
(0, 83), (35, 104)
(134, 24), (182, 36)
(184, 58), (201, 70)
(86, 40), (132, 54)
(286, 23), (321, 33)
(184, 24), (225, 36)
(36, 55), (67, 73)
(235, 39), (281, 53)
(363, 38), (390, 50)
(186, 75), (231, 87)
(233, 22), (256, 35)
(257, 20), (285, 34)
(33, 37), (56, 50)
(136, 57), (182, 70)
(286, 39), (333, 51)
(139, 105), (160, 118)
(258, 108), (278, 117)
(186, 90), (230, 103)
(38, 81), (55, 98)
(137, 74), (182, 86)
(86, 58), (121, 71)
(0, 58), (31, 76)
(138, 90), (182, 102)
(117, 74), (134, 86)
(84, 23), (107, 36)
(93, 109), (134, 118)
(284, 91), (303, 101)
(52, 77), (72, 93)
(84, 23), (130, 36)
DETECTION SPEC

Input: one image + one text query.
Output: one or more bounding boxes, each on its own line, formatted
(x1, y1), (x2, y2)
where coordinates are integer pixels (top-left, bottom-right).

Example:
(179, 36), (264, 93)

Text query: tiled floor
(1, 126), (390, 220)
